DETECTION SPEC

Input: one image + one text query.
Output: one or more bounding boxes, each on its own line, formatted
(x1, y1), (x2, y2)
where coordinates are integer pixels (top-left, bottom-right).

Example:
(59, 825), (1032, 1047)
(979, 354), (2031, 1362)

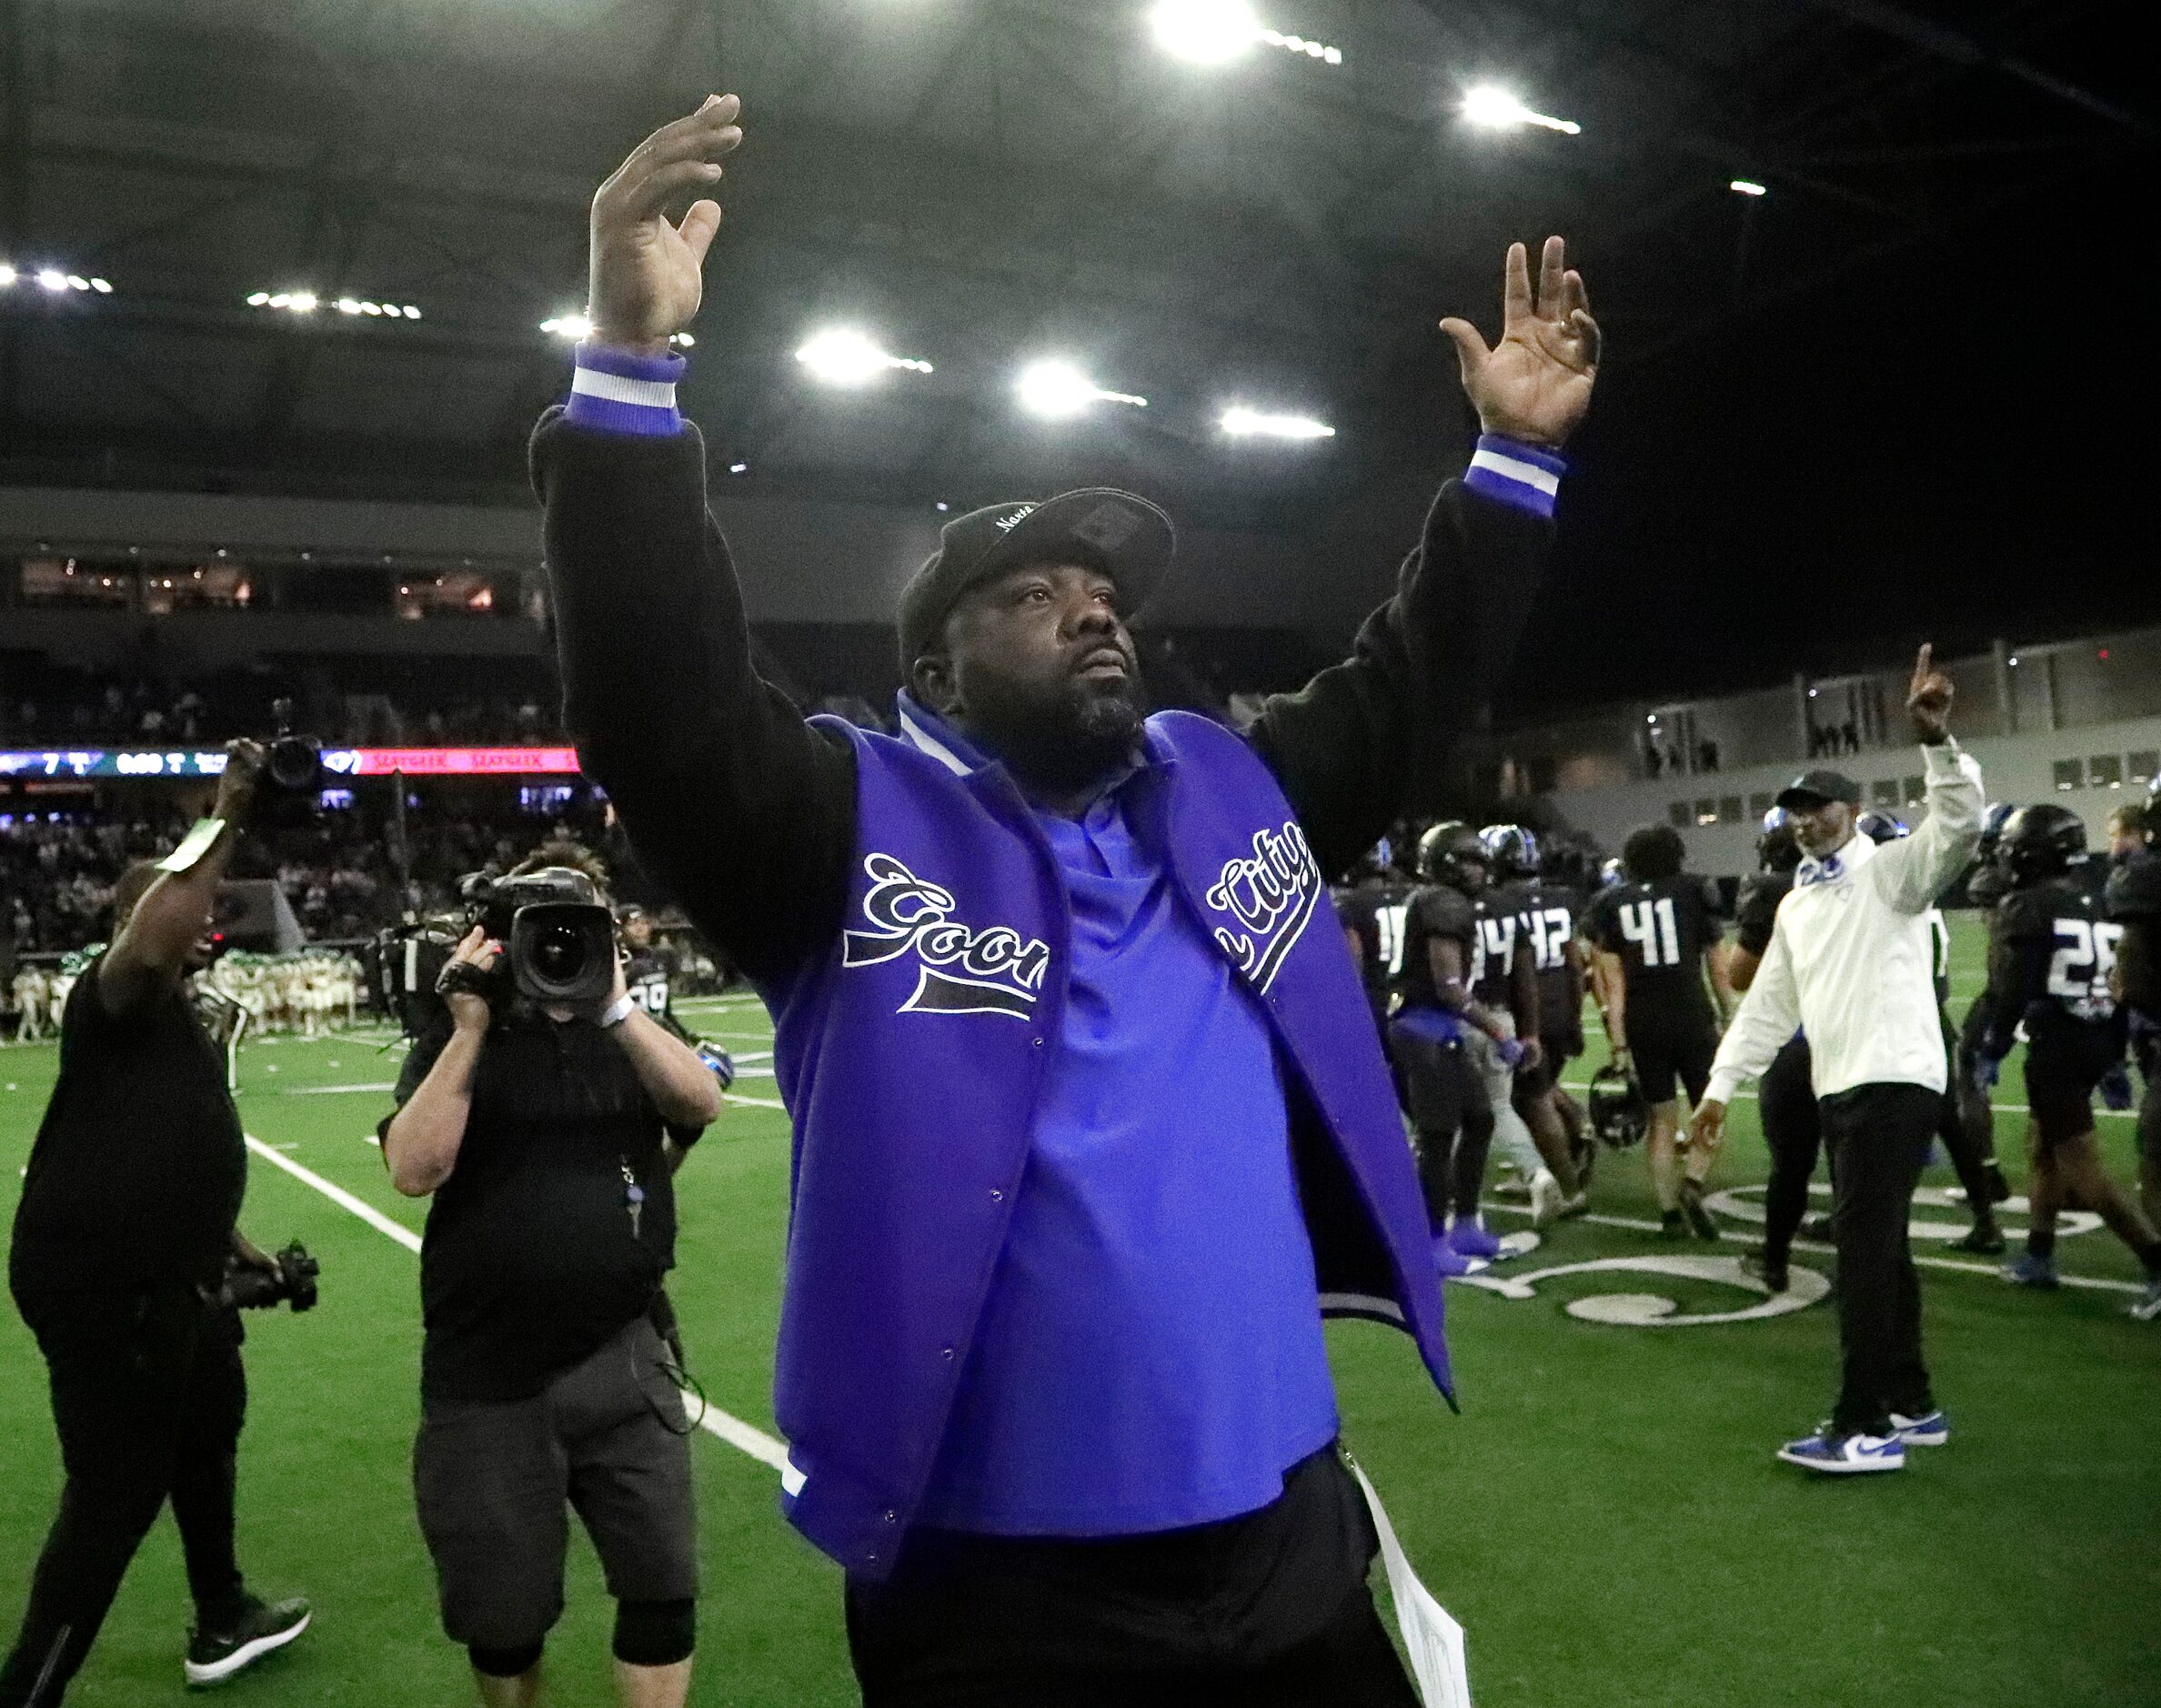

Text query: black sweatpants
(0, 1284), (246, 1708)
(1820, 1084), (1938, 1435)
(1759, 1035), (1820, 1270)
(845, 1447), (1419, 1708)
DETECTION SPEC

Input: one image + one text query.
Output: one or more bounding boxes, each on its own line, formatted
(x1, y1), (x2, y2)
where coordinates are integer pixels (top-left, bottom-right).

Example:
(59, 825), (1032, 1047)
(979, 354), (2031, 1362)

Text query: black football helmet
(1478, 823), (1540, 879)
(1756, 807), (1802, 874)
(1976, 800), (2017, 859)
(1417, 820), (1488, 892)
(1998, 803), (2088, 884)
(1588, 1061), (1648, 1149)
(1856, 809), (1909, 846)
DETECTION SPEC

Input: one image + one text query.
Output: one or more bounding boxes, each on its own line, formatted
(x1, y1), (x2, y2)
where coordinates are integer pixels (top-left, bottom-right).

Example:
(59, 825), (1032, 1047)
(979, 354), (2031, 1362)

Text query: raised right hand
(588, 95), (745, 357)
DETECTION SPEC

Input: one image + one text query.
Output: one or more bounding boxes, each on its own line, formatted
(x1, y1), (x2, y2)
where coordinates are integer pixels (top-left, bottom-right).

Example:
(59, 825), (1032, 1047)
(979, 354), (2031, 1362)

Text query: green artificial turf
(2, 914), (2155, 1707)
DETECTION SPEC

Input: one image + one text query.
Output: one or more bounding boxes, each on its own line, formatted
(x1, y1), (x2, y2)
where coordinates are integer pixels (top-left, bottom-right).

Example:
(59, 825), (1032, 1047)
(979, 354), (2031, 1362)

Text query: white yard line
(242, 1133), (792, 1474)
(1480, 1199), (2143, 1295)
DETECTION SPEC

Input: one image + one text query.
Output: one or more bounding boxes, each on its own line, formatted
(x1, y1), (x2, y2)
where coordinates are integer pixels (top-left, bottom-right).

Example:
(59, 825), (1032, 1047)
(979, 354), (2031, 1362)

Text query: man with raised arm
(536, 96), (1598, 1701)
(1691, 648), (1985, 1476)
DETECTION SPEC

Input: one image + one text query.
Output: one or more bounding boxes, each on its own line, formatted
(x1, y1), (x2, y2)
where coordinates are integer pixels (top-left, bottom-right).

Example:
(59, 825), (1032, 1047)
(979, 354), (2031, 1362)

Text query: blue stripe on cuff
(564, 340), (688, 437)
(1462, 433), (1568, 519)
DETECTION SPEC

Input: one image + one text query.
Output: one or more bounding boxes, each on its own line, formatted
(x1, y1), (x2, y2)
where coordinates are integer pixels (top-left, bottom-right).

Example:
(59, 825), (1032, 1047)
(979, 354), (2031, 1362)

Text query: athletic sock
(2027, 1227), (2056, 1261)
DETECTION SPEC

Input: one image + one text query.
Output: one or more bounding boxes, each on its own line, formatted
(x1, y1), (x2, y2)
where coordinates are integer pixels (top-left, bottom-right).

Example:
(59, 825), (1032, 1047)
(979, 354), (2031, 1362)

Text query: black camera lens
(266, 734), (321, 792)
(532, 920), (591, 984)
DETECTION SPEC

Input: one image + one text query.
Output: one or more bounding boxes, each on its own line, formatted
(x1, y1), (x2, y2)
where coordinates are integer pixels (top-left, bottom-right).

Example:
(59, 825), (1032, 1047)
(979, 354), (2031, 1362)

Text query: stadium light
(1016, 359), (1147, 418)
(1462, 85), (1580, 136)
(1729, 178), (1768, 196)
(1220, 405), (1335, 440)
(0, 264), (15, 287)
(794, 327), (934, 387)
(35, 269), (66, 291)
(1152, 0), (1256, 63)
(1152, 2), (1342, 66)
(541, 313), (595, 339)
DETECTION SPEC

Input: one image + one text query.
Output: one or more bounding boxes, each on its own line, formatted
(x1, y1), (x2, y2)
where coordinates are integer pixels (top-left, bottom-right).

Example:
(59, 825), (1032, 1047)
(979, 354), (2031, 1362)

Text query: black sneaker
(1982, 1161), (2013, 1206)
(1740, 1250), (1790, 1293)
(1800, 1212), (1835, 1243)
(1657, 1209), (1687, 1241)
(1954, 1221), (2007, 1256)
(1679, 1180), (1721, 1241)
(186, 1594), (310, 1688)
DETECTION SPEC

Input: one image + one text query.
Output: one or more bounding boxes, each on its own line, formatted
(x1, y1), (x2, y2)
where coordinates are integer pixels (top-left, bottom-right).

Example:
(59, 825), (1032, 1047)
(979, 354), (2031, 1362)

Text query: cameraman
(2, 741), (310, 1707)
(379, 842), (719, 1708)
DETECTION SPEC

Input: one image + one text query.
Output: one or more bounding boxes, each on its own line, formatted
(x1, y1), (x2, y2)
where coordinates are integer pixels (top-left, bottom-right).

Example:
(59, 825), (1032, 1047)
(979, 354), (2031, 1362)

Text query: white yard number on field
(1617, 897), (1680, 968)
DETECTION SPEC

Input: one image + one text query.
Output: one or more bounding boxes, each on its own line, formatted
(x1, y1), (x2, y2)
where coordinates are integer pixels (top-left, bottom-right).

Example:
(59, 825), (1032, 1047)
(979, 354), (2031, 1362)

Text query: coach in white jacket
(1691, 647), (1983, 1475)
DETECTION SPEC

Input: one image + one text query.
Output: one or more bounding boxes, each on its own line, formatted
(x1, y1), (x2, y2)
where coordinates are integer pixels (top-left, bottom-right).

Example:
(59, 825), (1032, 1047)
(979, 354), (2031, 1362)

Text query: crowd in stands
(1, 791), (638, 958)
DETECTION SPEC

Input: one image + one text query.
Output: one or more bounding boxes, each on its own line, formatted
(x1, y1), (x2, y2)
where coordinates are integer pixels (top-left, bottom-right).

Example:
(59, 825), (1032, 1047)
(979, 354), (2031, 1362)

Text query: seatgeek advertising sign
(0, 747), (584, 779)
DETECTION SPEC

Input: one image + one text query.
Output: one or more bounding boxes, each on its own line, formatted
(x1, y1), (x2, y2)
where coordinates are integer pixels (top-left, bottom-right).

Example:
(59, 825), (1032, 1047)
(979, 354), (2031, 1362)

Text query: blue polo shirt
(915, 755), (1341, 1536)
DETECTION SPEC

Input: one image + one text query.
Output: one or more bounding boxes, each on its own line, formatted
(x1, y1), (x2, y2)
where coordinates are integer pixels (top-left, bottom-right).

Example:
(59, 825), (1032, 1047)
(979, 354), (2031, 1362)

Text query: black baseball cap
(897, 489), (1175, 674)
(1775, 769), (1864, 809)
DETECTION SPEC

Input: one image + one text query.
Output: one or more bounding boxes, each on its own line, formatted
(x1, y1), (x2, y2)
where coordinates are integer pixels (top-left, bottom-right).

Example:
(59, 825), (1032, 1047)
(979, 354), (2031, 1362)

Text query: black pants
(845, 1448), (1419, 1708)
(0, 1284), (246, 1708)
(1820, 1084), (1938, 1435)
(1932, 1007), (2000, 1213)
(1759, 1035), (1821, 1269)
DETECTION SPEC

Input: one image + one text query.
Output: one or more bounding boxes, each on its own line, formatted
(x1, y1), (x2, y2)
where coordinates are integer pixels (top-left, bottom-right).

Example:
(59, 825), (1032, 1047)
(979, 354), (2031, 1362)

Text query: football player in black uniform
(1984, 805), (2161, 1318)
(1334, 840), (1412, 1045)
(1583, 824), (1732, 1239)
(620, 906), (683, 1032)
(1392, 824), (1504, 1278)
(1950, 803), (2019, 1232)
(1483, 824), (1595, 1198)
(2106, 778), (2160, 1240)
(1731, 809), (1811, 1290)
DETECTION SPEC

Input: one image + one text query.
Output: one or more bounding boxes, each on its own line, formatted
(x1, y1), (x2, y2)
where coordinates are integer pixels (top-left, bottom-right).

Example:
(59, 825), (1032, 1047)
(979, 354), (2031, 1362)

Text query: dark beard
(962, 674), (1145, 797)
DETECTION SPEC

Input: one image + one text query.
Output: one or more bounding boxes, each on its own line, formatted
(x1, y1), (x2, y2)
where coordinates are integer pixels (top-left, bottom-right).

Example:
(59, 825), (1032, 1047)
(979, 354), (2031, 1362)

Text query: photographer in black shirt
(2, 742), (310, 1707)
(380, 840), (720, 1708)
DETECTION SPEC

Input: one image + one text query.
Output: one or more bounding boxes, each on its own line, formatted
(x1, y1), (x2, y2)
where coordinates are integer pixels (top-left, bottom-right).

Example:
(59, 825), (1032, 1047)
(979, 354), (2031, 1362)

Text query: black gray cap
(897, 488), (1174, 673)
(1774, 768), (1863, 809)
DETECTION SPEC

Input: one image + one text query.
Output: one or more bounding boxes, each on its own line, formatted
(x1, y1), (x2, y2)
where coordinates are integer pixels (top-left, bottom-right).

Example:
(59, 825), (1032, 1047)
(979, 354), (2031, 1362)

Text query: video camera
(218, 1241), (320, 1312)
(374, 867), (618, 1035)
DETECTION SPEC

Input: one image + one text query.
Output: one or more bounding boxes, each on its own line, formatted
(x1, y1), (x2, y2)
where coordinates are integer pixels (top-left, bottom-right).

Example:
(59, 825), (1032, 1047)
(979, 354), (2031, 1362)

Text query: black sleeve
(1734, 879), (1781, 959)
(1244, 481), (1551, 879)
(530, 408), (857, 986)
(2107, 854), (2161, 923)
(1985, 893), (2052, 1041)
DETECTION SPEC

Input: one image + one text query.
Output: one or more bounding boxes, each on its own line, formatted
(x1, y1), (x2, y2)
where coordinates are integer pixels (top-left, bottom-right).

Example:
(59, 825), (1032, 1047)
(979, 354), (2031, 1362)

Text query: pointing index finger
(1502, 241), (1532, 329)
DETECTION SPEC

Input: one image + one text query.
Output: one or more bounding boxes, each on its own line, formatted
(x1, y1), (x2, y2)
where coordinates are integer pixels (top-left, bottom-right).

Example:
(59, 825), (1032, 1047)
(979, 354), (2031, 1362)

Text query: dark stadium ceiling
(0, 0), (2146, 529)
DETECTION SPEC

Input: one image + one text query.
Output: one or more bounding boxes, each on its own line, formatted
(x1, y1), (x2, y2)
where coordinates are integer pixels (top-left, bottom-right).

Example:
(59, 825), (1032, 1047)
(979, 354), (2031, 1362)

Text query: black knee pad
(469, 1641), (544, 1679)
(613, 1597), (696, 1668)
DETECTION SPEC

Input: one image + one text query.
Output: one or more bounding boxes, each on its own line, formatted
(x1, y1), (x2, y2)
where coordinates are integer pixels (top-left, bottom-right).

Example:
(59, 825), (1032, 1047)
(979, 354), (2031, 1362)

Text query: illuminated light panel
(1152, 0), (1257, 63)
(1220, 405), (1335, 439)
(795, 327), (934, 387)
(1016, 359), (1147, 418)
(1462, 85), (1581, 136)
(1730, 178), (1769, 196)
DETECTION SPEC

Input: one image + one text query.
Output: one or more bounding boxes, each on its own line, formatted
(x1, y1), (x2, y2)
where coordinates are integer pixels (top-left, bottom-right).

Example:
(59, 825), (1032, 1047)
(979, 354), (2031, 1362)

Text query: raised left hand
(1440, 236), (1599, 449)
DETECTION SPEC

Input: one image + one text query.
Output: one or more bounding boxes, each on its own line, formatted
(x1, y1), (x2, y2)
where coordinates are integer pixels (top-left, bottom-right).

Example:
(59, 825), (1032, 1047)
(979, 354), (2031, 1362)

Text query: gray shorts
(414, 1314), (698, 1648)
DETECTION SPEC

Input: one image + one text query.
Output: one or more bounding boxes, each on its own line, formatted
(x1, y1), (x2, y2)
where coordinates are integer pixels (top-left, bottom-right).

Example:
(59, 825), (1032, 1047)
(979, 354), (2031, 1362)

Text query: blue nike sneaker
(1448, 1218), (1507, 1262)
(1776, 1423), (1905, 1474)
(1432, 1237), (1489, 1281)
(2001, 1252), (2060, 1290)
(1890, 1409), (1949, 1447)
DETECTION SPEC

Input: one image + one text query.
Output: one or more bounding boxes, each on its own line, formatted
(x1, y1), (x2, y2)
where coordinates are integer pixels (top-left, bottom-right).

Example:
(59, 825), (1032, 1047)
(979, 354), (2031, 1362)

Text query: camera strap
(157, 817), (227, 874)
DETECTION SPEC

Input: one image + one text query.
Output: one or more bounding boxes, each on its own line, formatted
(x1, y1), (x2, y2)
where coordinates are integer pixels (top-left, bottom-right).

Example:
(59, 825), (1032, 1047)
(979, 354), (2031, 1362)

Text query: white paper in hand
(1348, 1455), (1472, 1708)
